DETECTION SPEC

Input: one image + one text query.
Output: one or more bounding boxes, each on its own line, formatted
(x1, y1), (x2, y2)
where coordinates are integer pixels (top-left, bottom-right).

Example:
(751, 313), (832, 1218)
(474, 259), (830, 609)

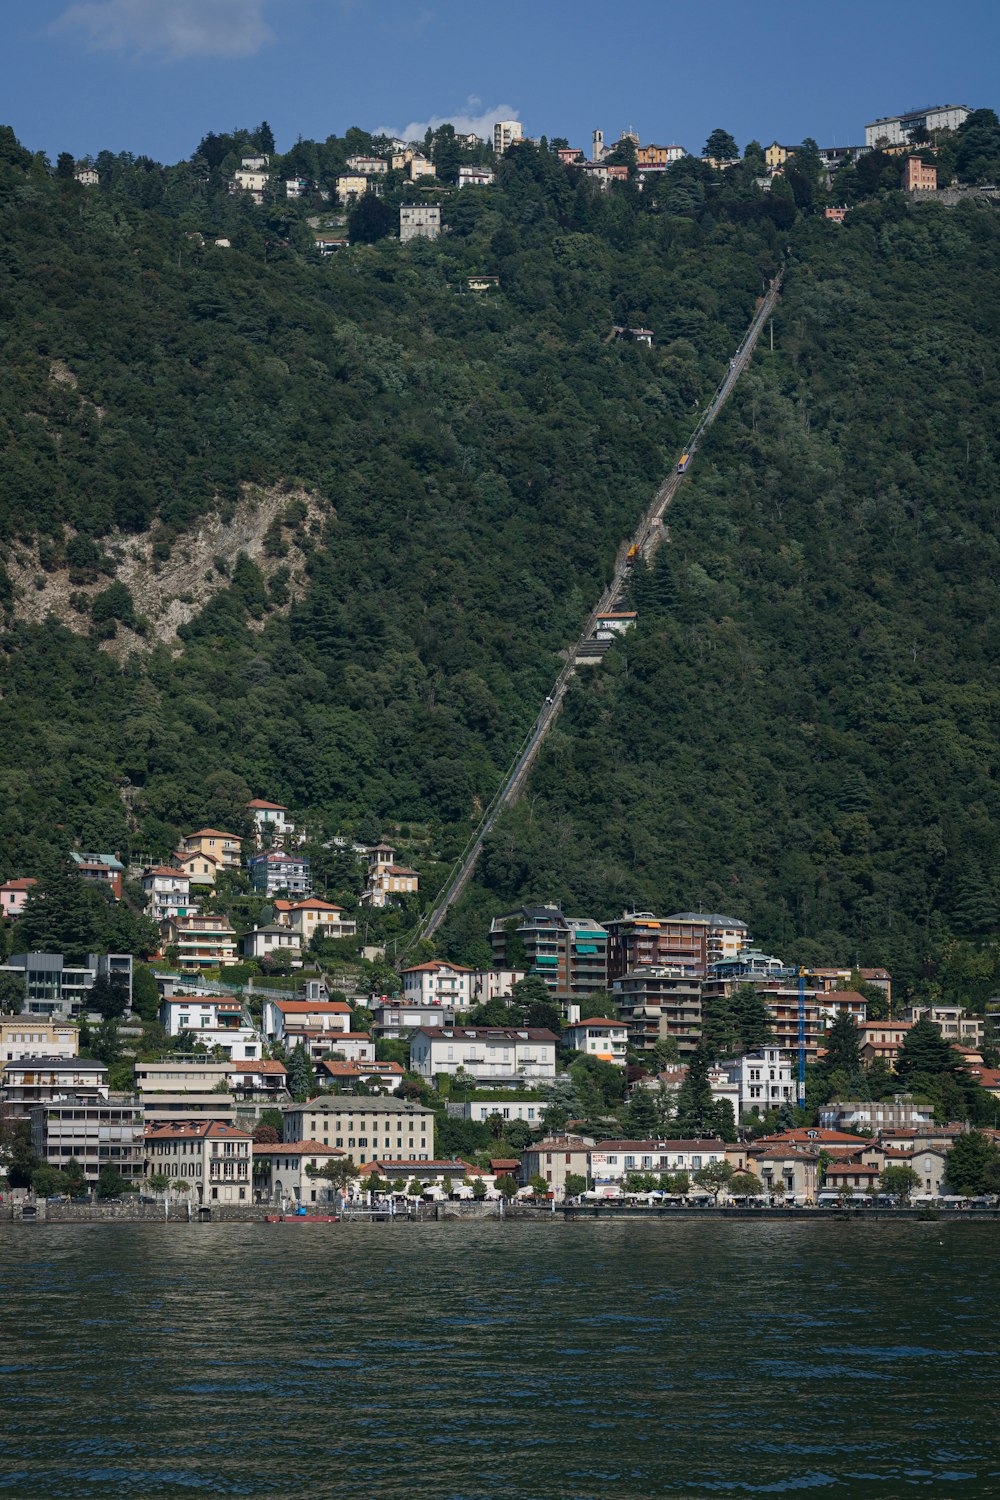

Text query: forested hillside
(2, 119), (1000, 996)
(458, 196), (1000, 996)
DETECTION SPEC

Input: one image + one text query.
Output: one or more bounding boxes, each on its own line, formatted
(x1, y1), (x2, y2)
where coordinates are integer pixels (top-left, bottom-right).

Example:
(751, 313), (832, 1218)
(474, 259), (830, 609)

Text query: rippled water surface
(1, 1219), (998, 1497)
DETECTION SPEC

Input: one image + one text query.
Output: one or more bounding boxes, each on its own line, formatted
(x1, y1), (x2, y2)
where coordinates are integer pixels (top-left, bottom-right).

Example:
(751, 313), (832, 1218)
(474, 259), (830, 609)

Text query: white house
(159, 995), (248, 1037)
(714, 1047), (794, 1117)
(369, 997), (458, 1038)
(284, 898), (357, 944)
(458, 165), (494, 188)
(141, 866), (196, 922)
(246, 798), (295, 843)
(308, 1031), (375, 1064)
(241, 925), (303, 963)
(262, 998), (352, 1043)
(401, 961), (473, 1009)
(409, 1027), (558, 1086)
(470, 969), (525, 1004)
(457, 1096), (545, 1126)
(589, 1138), (729, 1194)
(562, 1018), (629, 1064)
(282, 1095), (435, 1159)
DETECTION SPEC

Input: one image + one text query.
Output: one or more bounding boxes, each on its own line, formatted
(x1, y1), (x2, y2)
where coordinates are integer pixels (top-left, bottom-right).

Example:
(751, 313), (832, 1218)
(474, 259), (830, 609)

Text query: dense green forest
(2, 115), (1000, 1001)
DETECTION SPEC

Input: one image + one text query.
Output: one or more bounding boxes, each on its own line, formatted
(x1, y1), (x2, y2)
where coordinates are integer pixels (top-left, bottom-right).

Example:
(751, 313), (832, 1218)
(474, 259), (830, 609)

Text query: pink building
(904, 157), (937, 192)
(0, 877), (36, 918)
(824, 205), (847, 223)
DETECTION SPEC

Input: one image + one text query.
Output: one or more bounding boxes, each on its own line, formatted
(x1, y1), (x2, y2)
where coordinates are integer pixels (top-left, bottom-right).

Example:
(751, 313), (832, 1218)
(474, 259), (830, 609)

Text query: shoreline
(5, 1202), (999, 1226)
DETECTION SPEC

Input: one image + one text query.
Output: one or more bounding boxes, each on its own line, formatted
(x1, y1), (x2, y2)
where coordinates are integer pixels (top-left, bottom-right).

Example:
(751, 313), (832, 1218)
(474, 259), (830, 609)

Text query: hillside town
(2, 784), (1000, 1214)
(68, 100), (999, 253)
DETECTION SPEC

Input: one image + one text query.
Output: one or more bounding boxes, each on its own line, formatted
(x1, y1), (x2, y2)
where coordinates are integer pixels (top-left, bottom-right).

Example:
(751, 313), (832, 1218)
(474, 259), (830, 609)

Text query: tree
(64, 1157), (88, 1197)
(529, 1173), (549, 1198)
(823, 1011), (862, 1080)
(257, 1107), (284, 1136)
(131, 963), (160, 1023)
(693, 1160), (734, 1201)
(504, 1120), (533, 1153)
(55, 152), (76, 179)
(32, 1165), (68, 1197)
(624, 1086), (660, 1138)
(252, 1124), (281, 1144)
(674, 1046), (716, 1136)
(945, 1131), (1000, 1195)
(729, 1170), (763, 1197)
(564, 1172), (588, 1198)
(148, 1172), (170, 1195)
(0, 1120), (37, 1187)
(0, 972), (26, 1014)
(348, 193), (395, 245)
(286, 1042), (314, 1100)
(704, 129), (739, 162)
(88, 974), (129, 1021)
(97, 1163), (128, 1198)
(312, 1156), (359, 1197)
(471, 1176), (487, 1200)
(895, 1019), (959, 1086)
(879, 1164), (920, 1200)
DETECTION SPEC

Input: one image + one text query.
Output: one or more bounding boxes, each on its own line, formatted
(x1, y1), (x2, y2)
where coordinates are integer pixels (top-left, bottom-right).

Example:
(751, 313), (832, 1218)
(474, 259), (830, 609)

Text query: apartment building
(493, 119), (523, 155)
(283, 897), (356, 943)
(262, 998), (352, 1042)
(409, 1026), (557, 1086)
(368, 996), (457, 1039)
(469, 969), (525, 1004)
(865, 104), (969, 148)
(399, 204), (441, 242)
(282, 1095), (435, 1160)
(246, 798), (295, 845)
(590, 1138), (729, 1194)
(31, 1092), (145, 1185)
(903, 156), (938, 191)
(713, 1047), (794, 1117)
(134, 1058), (237, 1126)
(178, 829), (243, 871)
(247, 851), (310, 898)
(605, 913), (708, 982)
(144, 1120), (253, 1203)
(2, 1058), (109, 1117)
(401, 961), (473, 1009)
(489, 906), (608, 1005)
(0, 1015), (78, 1063)
(141, 866), (196, 922)
(161, 913), (237, 971)
(521, 1135), (593, 1195)
(3, 952), (133, 1018)
(612, 967), (703, 1055)
(159, 995), (247, 1037)
(562, 1018), (629, 1065)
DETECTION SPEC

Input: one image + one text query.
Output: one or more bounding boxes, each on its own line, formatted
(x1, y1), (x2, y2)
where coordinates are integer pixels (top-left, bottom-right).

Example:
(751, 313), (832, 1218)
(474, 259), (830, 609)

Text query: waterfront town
(2, 783), (1000, 1215)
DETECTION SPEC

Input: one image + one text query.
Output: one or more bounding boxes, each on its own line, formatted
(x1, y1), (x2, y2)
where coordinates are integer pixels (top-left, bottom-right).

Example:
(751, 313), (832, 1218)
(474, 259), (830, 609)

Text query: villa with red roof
(262, 996), (353, 1042)
(145, 1120), (252, 1204)
(178, 828), (243, 870)
(562, 1017), (629, 1064)
(401, 960), (473, 1008)
(0, 877), (37, 919)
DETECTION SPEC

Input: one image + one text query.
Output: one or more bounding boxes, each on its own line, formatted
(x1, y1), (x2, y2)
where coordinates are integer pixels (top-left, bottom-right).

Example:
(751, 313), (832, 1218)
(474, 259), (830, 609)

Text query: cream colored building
(285, 898), (357, 943)
(408, 155), (435, 179)
(493, 119), (522, 155)
(0, 1015), (78, 1063)
(520, 1135), (593, 1194)
(178, 829), (243, 871)
(253, 1140), (346, 1204)
(336, 174), (369, 202)
(399, 205), (441, 243)
(282, 1095), (435, 1160)
(145, 1120), (252, 1203)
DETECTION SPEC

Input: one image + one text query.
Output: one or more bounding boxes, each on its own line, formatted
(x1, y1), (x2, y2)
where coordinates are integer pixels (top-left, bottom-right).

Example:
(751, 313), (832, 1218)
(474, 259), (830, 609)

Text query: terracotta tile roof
(290, 899), (344, 912)
(144, 865), (189, 879)
(185, 829), (242, 840)
(273, 1000), (352, 1014)
(593, 1138), (725, 1152)
(146, 1121), (252, 1141)
(401, 961), (472, 974)
(230, 1060), (287, 1075)
(253, 1140), (344, 1156)
(2, 877), (37, 891)
(247, 799), (289, 811)
(568, 1018), (626, 1029)
(756, 1129), (869, 1145)
(319, 1059), (404, 1076)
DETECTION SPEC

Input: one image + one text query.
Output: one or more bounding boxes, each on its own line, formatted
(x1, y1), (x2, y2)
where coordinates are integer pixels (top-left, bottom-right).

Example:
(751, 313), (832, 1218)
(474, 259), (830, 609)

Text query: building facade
(613, 967), (703, 1055)
(562, 1018), (629, 1064)
(865, 105), (969, 148)
(0, 1015), (79, 1063)
(282, 1095), (435, 1159)
(31, 1092), (145, 1185)
(161, 913), (238, 971)
(145, 1120), (253, 1203)
(489, 906), (609, 1005)
(401, 961), (473, 1009)
(409, 1026), (557, 1086)
(247, 851), (311, 898)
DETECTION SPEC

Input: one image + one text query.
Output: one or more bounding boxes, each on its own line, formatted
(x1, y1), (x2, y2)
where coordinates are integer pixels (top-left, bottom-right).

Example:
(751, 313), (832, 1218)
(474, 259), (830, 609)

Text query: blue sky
(7, 0), (999, 163)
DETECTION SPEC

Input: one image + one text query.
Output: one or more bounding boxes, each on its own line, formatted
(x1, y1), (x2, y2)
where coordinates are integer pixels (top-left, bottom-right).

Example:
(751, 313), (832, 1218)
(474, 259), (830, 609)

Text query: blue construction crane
(797, 966), (807, 1110)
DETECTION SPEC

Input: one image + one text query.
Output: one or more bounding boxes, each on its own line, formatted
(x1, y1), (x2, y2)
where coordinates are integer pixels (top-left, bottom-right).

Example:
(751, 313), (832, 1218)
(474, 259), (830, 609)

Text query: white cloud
(377, 96), (519, 145)
(51, 0), (276, 60)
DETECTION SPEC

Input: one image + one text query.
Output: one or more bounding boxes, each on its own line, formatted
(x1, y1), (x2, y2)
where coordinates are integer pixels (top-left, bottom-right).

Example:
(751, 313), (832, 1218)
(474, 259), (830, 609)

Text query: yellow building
(765, 142), (793, 173)
(637, 144), (670, 166)
(178, 829), (242, 871)
(336, 174), (369, 202)
(0, 1015), (78, 1062)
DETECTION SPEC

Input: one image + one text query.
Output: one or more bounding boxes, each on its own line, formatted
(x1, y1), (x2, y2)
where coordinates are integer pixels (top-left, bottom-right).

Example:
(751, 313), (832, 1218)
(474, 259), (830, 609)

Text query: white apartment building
(399, 204), (441, 242)
(145, 1120), (252, 1204)
(141, 866), (196, 922)
(494, 119), (523, 155)
(246, 798), (295, 843)
(2, 1058), (109, 1116)
(159, 995), (248, 1037)
(562, 1018), (629, 1064)
(345, 155), (388, 174)
(865, 104), (970, 149)
(32, 1092), (145, 1185)
(241, 924), (303, 963)
(409, 1026), (557, 1086)
(369, 997), (458, 1039)
(262, 998), (352, 1042)
(714, 1047), (794, 1117)
(458, 1097), (544, 1126)
(589, 1138), (728, 1194)
(0, 1016), (78, 1063)
(401, 961), (472, 1009)
(458, 166), (494, 188)
(283, 1095), (435, 1159)
(470, 969), (525, 1004)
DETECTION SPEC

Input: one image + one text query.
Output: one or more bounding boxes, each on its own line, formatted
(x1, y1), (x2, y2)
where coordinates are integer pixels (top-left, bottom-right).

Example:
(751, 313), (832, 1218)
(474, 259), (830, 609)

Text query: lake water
(1, 1219), (997, 1497)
